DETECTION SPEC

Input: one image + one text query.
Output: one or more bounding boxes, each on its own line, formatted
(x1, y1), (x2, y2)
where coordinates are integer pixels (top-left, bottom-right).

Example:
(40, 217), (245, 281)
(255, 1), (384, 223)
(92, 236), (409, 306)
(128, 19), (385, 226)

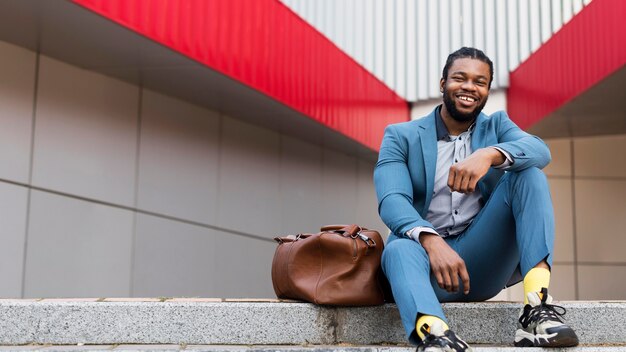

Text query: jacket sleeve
(491, 111), (552, 171)
(374, 125), (435, 237)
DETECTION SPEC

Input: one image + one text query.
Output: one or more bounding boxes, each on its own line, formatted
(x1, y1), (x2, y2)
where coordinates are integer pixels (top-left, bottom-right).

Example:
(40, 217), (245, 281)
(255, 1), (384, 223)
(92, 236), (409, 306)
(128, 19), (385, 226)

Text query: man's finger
(452, 171), (464, 192)
(447, 168), (456, 190)
(466, 176), (477, 193)
(434, 270), (445, 290)
(442, 269), (452, 292)
(450, 267), (460, 292)
(460, 175), (471, 194)
(460, 265), (471, 295)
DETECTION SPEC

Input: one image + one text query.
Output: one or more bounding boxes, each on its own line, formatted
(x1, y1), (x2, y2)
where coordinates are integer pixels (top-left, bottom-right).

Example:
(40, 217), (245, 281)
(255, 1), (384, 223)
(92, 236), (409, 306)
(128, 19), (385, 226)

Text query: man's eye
(476, 81), (486, 86)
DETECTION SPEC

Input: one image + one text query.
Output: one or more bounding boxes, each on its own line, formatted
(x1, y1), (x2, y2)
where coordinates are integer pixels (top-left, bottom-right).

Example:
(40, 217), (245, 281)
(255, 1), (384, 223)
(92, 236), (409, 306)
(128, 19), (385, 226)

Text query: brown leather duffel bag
(271, 224), (386, 306)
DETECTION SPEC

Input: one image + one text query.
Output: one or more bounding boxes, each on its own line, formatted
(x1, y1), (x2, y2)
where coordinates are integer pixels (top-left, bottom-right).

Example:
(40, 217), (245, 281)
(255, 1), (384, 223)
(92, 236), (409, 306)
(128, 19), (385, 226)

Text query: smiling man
(374, 47), (579, 351)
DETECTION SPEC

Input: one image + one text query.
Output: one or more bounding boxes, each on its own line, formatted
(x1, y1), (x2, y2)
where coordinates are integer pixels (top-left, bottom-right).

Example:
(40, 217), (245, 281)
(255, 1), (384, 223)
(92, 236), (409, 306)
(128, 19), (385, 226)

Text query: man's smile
(455, 93), (479, 108)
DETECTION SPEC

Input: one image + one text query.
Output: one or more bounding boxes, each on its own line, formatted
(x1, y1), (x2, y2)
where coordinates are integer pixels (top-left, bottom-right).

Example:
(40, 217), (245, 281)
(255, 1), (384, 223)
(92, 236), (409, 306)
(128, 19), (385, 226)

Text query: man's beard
(442, 87), (488, 122)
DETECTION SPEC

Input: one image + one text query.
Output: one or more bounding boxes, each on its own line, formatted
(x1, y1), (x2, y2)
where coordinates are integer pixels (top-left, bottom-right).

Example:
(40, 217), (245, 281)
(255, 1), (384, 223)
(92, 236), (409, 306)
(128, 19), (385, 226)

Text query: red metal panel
(507, 0), (626, 130)
(71, 0), (408, 152)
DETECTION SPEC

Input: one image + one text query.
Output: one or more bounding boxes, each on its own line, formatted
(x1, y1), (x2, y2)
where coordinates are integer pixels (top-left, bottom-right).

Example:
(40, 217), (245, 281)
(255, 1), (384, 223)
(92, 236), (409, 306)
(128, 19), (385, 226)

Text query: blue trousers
(381, 168), (554, 344)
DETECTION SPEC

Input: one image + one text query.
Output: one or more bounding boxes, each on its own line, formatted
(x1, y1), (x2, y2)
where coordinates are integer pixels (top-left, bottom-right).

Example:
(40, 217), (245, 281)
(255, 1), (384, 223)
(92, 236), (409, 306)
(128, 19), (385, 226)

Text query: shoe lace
(519, 291), (567, 328)
(417, 324), (469, 351)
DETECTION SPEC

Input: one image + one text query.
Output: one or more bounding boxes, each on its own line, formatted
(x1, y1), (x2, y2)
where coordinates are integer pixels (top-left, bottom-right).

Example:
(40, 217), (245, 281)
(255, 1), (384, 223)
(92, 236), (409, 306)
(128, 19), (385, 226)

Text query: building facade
(0, 0), (624, 301)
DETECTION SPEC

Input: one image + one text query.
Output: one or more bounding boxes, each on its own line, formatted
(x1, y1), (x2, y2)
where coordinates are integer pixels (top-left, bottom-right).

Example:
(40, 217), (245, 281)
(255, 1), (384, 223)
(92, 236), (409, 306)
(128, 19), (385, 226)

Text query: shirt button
(459, 137), (462, 141)
(455, 159), (458, 163)
(454, 210), (459, 215)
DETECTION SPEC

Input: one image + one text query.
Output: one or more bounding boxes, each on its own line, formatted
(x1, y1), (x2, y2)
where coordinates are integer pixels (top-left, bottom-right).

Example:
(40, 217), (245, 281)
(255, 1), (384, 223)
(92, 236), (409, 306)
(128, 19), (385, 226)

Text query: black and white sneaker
(515, 287), (579, 347)
(416, 320), (472, 352)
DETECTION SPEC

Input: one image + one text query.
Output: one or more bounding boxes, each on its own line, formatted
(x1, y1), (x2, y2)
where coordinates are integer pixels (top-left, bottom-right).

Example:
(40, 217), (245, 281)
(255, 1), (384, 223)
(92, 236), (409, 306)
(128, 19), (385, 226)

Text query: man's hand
(447, 147), (505, 193)
(420, 233), (470, 294)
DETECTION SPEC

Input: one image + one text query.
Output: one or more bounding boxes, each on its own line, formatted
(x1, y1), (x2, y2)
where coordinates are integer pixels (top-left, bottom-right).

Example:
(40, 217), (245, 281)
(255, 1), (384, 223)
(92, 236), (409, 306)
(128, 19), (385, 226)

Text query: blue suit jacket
(374, 107), (551, 238)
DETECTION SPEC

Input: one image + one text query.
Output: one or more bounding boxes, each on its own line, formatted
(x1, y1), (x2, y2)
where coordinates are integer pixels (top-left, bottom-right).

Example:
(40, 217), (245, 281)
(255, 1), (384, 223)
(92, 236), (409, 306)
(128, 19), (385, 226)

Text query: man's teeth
(458, 96), (475, 102)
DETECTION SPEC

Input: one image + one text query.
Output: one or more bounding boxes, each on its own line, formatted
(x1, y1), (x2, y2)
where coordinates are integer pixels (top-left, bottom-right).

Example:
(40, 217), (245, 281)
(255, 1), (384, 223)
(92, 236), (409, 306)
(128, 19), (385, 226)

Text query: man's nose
(461, 80), (476, 91)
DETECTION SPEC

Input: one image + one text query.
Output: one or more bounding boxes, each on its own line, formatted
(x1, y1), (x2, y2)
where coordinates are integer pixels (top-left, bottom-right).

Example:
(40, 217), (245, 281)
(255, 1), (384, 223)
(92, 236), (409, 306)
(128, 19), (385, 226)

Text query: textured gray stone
(0, 302), (335, 345)
(1, 300), (625, 346)
(334, 305), (405, 344)
(1, 346), (626, 352)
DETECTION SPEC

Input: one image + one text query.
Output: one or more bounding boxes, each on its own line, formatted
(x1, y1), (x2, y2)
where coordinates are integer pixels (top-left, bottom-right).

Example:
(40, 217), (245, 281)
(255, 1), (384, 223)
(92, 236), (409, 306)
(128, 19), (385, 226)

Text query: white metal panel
(280, 0), (583, 102)
(344, 0), (355, 57)
(563, 0), (574, 24)
(406, 0), (418, 101)
(333, 1), (344, 53)
(450, 0), (462, 50)
(484, 0), (497, 86)
(495, 0), (508, 87)
(529, 0), (542, 54)
(518, 0), (531, 63)
(373, 0), (385, 81)
(552, 0), (563, 32)
(416, 0), (429, 100)
(352, 0), (365, 65)
(507, 0), (520, 70)
(395, 0), (407, 97)
(573, 0), (584, 16)
(384, 0), (395, 89)
(427, 0), (440, 96)
(363, 0), (374, 70)
(473, 0), (485, 51)
(314, 1), (325, 35)
(540, 0), (553, 42)
(305, 0), (314, 26)
(438, 0), (451, 79)
(461, 0), (474, 47)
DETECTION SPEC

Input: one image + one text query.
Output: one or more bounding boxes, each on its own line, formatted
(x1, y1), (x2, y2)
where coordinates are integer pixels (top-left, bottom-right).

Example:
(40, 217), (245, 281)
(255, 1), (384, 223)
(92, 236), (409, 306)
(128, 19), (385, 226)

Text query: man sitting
(374, 47), (578, 351)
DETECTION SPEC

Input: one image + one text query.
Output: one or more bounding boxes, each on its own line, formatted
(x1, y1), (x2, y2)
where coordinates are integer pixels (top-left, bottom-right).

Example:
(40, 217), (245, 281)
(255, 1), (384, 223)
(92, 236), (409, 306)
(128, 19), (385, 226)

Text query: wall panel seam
(21, 50), (41, 298)
(570, 139), (580, 299)
(129, 87), (144, 297)
(0, 178), (275, 245)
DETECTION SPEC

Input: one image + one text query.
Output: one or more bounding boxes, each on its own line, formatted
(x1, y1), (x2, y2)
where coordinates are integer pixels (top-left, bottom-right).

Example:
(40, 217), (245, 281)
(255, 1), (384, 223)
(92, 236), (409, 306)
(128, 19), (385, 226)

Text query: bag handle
(320, 224), (367, 236)
(274, 233), (313, 244)
(321, 224), (377, 248)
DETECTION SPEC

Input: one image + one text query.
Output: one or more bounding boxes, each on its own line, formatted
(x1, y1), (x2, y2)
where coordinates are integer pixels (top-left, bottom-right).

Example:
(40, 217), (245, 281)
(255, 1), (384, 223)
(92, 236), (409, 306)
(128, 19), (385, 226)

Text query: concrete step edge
(1, 345), (625, 352)
(1, 301), (625, 346)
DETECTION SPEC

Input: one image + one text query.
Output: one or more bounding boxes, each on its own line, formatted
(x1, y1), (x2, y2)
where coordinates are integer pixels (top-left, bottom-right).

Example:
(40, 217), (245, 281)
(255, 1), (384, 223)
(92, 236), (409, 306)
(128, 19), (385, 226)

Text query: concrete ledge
(0, 300), (625, 346)
(1, 346), (626, 352)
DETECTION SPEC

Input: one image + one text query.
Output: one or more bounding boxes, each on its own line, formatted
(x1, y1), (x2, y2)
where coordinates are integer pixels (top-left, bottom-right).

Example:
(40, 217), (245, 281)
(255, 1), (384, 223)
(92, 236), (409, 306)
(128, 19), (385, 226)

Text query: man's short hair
(442, 47), (494, 89)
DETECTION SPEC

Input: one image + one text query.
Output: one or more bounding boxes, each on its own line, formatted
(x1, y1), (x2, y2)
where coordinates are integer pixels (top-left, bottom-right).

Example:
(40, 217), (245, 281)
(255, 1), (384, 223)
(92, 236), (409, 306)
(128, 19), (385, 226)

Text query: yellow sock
(523, 267), (551, 304)
(416, 315), (448, 340)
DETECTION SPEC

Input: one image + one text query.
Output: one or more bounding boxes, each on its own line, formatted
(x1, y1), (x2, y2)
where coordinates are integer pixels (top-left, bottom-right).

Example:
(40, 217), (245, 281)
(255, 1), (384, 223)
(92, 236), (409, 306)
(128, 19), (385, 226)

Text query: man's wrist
(420, 232), (442, 251)
(486, 147), (506, 166)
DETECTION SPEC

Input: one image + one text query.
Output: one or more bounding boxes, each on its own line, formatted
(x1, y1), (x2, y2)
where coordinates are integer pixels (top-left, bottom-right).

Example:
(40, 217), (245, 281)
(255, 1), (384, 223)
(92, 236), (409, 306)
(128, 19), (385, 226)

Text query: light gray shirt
(408, 107), (512, 241)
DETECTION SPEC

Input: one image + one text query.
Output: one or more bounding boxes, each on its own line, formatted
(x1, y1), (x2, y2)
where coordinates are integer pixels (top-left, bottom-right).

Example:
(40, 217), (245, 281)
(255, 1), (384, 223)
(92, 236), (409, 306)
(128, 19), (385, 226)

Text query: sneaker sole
(514, 328), (579, 347)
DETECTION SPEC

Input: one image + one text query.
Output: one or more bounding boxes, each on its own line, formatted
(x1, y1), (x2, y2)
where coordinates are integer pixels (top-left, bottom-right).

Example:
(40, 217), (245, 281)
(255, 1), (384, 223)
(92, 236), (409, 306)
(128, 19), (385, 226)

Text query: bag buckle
(356, 232), (376, 248)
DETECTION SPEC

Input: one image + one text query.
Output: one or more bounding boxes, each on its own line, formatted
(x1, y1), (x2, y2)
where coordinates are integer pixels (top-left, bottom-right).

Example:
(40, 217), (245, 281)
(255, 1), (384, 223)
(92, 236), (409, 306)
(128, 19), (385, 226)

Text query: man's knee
(509, 167), (547, 183)
(506, 167), (549, 193)
(382, 238), (429, 273)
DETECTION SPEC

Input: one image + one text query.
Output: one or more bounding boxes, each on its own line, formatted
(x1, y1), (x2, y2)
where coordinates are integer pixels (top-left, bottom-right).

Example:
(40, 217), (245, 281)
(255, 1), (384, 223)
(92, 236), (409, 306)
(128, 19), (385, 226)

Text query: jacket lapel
(417, 111), (438, 212)
(471, 112), (489, 152)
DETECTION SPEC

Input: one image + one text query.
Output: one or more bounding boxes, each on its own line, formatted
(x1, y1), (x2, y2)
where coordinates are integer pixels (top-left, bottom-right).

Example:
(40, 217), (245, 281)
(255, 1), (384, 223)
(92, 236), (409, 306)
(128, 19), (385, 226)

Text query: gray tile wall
(0, 182), (28, 298)
(0, 40), (386, 299)
(544, 137), (626, 300)
(0, 41), (35, 184)
(32, 56), (139, 207)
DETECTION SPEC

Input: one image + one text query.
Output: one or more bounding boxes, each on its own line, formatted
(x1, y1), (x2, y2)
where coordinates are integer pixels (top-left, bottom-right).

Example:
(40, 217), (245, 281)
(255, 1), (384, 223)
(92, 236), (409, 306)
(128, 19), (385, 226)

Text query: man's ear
(439, 78), (445, 93)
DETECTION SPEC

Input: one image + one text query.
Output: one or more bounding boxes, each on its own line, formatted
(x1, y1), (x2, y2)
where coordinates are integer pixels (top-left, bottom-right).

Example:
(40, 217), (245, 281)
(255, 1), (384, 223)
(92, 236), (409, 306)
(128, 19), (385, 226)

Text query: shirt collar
(435, 105), (476, 141)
